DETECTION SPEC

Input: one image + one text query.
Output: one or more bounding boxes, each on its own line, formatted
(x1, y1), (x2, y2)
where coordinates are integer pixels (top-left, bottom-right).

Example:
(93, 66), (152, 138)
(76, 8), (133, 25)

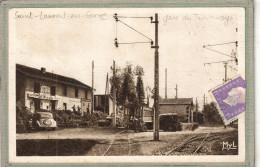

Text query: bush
(49, 110), (109, 127)
(16, 106), (32, 132)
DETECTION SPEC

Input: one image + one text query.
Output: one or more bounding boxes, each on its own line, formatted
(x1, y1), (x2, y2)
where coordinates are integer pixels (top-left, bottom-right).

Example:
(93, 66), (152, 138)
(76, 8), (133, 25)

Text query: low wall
(180, 123), (199, 131)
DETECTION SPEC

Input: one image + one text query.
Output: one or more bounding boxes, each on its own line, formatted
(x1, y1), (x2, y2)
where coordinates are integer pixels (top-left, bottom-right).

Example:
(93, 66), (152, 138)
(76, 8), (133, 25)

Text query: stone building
(16, 64), (93, 113)
(159, 98), (194, 122)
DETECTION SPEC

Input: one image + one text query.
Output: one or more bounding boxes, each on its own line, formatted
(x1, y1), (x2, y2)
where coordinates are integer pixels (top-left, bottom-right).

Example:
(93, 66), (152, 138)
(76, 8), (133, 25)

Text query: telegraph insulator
(151, 41), (154, 45)
(236, 41), (238, 47)
(235, 58), (238, 65)
(113, 13), (118, 22)
(114, 38), (118, 47)
(150, 16), (153, 23)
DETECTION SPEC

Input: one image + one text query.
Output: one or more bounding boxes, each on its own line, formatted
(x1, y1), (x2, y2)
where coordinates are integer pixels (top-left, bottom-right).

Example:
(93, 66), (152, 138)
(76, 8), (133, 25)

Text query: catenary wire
(203, 47), (236, 59)
(118, 19), (153, 41)
(204, 41), (237, 47)
(117, 16), (151, 19)
(118, 42), (152, 44)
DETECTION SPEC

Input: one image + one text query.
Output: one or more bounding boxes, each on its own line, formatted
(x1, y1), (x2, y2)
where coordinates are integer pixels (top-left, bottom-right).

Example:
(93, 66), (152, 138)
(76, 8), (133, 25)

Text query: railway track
(163, 132), (228, 155)
(102, 130), (133, 156)
(158, 126), (232, 155)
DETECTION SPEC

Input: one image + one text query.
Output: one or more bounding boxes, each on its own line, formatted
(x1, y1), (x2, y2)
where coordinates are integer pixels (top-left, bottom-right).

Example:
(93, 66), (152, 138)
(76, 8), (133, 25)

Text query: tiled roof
(16, 64), (92, 90)
(159, 98), (193, 105)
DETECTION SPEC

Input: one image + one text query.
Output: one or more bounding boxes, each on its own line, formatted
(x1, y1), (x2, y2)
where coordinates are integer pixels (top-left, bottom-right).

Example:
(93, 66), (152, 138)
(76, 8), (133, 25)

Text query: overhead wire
(228, 64), (238, 71)
(117, 19), (153, 42)
(117, 16), (151, 19)
(204, 41), (237, 47)
(118, 41), (152, 44)
(204, 59), (235, 65)
(203, 47), (236, 59)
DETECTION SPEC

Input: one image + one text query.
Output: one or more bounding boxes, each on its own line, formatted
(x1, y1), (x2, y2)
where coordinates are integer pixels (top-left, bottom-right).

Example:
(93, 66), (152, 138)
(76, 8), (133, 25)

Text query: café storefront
(26, 85), (59, 112)
(17, 64), (93, 114)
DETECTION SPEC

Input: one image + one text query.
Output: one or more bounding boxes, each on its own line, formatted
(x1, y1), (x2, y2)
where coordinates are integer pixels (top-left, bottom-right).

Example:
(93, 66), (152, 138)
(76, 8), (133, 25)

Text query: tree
(109, 65), (122, 105)
(121, 63), (137, 107)
(202, 102), (223, 124)
(135, 65), (145, 106)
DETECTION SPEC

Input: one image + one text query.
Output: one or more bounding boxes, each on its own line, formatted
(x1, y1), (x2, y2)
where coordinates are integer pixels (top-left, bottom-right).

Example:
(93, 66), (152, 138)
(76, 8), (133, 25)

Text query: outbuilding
(159, 98), (194, 123)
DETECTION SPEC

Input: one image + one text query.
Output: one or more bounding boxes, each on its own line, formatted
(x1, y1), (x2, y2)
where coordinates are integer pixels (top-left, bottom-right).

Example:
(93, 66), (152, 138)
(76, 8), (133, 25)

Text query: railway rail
(162, 132), (229, 155)
(102, 130), (133, 156)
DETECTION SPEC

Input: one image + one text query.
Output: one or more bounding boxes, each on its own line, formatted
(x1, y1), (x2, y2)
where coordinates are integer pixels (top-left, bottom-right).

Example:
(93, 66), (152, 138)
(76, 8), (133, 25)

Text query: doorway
(51, 101), (56, 110)
(34, 99), (40, 111)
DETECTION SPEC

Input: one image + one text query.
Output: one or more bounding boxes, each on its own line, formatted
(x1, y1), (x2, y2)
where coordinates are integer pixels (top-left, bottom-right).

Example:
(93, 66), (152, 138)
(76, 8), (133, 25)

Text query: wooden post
(153, 13), (159, 141)
(112, 60), (116, 127)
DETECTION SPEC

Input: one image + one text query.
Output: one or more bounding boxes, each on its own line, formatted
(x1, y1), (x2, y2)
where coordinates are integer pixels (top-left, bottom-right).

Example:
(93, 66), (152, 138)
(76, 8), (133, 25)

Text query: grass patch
(17, 139), (97, 156)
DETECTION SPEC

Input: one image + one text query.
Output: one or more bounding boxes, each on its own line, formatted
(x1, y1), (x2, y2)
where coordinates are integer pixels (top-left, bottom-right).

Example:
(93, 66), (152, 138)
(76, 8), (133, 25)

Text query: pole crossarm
(117, 16), (152, 19)
(113, 13), (154, 47)
(203, 46), (236, 59)
(117, 20), (153, 41)
(204, 59), (235, 65)
(204, 41), (237, 47)
(118, 41), (152, 44)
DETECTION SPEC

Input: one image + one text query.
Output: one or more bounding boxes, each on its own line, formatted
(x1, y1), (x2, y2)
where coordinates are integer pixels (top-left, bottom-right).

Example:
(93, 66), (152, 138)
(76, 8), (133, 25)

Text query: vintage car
(29, 112), (57, 130)
(159, 113), (180, 131)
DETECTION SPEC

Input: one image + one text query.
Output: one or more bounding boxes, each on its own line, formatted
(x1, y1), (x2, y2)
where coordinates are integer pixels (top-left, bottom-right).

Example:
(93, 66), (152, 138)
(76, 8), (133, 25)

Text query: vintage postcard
(0, 0), (254, 166)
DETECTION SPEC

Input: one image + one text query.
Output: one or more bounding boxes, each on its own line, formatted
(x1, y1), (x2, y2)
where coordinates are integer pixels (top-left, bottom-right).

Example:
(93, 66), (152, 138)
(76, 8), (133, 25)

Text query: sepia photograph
(2, 4), (253, 165)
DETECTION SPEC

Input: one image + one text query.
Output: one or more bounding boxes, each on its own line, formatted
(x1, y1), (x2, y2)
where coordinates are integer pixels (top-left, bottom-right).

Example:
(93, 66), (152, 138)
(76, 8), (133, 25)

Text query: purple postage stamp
(210, 76), (246, 125)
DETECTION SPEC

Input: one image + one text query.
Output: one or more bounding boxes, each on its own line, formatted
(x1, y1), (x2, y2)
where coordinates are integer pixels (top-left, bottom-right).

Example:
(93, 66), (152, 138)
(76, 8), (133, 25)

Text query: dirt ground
(16, 125), (238, 156)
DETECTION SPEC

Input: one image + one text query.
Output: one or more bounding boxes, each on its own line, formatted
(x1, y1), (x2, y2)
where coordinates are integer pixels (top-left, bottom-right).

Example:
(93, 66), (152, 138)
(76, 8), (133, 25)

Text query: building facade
(16, 64), (93, 114)
(159, 98), (194, 122)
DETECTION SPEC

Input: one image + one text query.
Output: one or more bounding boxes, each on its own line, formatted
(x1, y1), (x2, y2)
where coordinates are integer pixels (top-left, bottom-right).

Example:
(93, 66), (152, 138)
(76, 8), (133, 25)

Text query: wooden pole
(153, 13), (159, 141)
(92, 61), (94, 114)
(165, 68), (167, 99)
(112, 60), (116, 127)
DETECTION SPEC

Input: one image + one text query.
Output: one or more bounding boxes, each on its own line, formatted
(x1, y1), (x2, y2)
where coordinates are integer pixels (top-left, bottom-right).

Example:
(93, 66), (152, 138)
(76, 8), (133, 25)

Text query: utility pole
(104, 73), (109, 114)
(92, 61), (94, 114)
(152, 13), (159, 141)
(224, 62), (228, 82)
(112, 60), (117, 127)
(175, 84), (178, 99)
(165, 68), (167, 99)
(196, 97), (198, 123)
(191, 106), (193, 123)
(203, 94), (206, 108)
(113, 13), (159, 141)
(224, 62), (227, 129)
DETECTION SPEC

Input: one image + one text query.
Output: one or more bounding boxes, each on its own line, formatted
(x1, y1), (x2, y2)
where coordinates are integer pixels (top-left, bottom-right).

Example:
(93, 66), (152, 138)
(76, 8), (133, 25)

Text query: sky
(9, 8), (245, 110)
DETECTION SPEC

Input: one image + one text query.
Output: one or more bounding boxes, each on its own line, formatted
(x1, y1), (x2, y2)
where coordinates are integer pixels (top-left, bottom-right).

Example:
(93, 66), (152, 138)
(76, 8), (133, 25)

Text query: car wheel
(141, 125), (148, 132)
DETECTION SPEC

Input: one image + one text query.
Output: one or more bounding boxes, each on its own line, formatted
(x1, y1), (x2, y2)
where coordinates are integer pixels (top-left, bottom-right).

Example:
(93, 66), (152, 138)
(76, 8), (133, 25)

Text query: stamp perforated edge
(209, 75), (246, 125)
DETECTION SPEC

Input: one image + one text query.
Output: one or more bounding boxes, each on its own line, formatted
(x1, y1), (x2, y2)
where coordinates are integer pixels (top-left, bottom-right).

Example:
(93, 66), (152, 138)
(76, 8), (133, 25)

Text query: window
(85, 90), (88, 99)
(34, 82), (40, 93)
(63, 103), (67, 110)
(63, 85), (67, 96)
(51, 86), (56, 96)
(75, 88), (78, 98)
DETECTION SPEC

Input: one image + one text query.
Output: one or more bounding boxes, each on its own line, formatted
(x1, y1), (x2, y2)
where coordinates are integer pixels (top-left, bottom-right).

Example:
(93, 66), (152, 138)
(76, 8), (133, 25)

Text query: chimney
(41, 67), (46, 73)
